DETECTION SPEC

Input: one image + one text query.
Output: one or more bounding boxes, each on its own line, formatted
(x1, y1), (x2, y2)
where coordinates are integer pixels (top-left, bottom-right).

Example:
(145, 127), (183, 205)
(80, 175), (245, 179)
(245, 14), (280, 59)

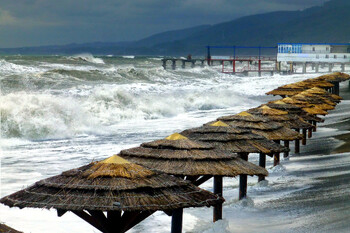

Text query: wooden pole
(294, 129), (300, 153)
(283, 140), (289, 158)
(171, 208), (183, 233)
(273, 140), (280, 166)
(295, 139), (300, 154)
(308, 128), (312, 138)
(213, 176), (223, 222)
(274, 153), (280, 166)
(239, 153), (248, 200)
(258, 153), (266, 182)
(302, 128), (307, 145)
(334, 82), (340, 96)
(312, 120), (317, 132)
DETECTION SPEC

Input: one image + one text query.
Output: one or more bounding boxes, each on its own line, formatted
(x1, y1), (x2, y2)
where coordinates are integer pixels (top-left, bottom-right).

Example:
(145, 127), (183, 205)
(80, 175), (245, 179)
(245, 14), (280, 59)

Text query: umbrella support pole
(238, 153), (249, 200)
(213, 176), (223, 222)
(302, 129), (307, 145)
(273, 140), (280, 166)
(295, 139), (300, 153)
(273, 153), (280, 166)
(312, 120), (317, 132)
(258, 153), (266, 182)
(283, 140), (289, 158)
(171, 208), (183, 233)
(308, 128), (312, 138)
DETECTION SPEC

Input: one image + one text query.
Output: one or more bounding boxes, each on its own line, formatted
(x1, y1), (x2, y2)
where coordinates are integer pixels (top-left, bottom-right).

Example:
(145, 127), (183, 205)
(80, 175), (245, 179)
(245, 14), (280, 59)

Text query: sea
(1, 54), (350, 233)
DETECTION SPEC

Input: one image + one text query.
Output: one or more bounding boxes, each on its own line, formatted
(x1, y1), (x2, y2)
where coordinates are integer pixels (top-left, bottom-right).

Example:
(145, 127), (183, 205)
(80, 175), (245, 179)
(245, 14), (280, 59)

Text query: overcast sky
(0, 0), (329, 48)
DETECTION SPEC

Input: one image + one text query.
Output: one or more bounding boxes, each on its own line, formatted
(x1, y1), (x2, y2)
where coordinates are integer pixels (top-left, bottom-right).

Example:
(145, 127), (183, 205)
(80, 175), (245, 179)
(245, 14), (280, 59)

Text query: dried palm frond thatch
(266, 101), (324, 123)
(181, 122), (288, 154)
(218, 112), (303, 141)
(247, 105), (314, 130)
(266, 80), (333, 96)
(280, 97), (330, 115)
(120, 133), (269, 176)
(301, 87), (342, 103)
(315, 72), (350, 82)
(0, 155), (223, 212)
(292, 94), (336, 110)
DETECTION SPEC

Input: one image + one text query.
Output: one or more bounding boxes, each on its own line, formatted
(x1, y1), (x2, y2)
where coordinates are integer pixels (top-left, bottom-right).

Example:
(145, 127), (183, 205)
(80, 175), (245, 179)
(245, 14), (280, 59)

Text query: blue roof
(278, 43), (350, 46)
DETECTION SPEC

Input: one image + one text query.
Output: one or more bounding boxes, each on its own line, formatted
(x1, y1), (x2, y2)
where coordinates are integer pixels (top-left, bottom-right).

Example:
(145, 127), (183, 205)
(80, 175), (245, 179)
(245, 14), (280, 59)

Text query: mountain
(1, 0), (349, 56)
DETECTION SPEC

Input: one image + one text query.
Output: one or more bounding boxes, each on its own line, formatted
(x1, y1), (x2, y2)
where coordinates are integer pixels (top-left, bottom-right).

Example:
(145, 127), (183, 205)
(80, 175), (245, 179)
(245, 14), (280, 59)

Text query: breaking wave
(0, 82), (253, 140)
(69, 53), (105, 64)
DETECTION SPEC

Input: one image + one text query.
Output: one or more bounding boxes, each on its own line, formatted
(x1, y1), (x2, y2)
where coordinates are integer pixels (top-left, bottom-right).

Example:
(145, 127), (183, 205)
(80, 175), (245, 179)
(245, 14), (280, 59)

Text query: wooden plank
(57, 209), (67, 217)
(72, 210), (108, 233)
(122, 211), (155, 233)
(193, 175), (212, 186)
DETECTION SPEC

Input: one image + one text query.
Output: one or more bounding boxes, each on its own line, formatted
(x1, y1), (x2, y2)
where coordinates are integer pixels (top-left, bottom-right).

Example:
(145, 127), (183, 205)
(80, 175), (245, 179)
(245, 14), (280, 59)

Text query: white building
(277, 43), (350, 63)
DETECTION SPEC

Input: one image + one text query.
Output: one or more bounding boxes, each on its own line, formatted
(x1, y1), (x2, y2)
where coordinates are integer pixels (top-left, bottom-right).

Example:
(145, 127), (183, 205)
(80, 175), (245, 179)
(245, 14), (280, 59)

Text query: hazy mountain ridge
(1, 0), (349, 56)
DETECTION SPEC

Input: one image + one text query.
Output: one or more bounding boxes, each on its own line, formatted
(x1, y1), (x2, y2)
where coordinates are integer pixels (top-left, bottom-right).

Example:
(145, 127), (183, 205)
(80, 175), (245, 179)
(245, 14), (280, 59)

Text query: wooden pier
(162, 58), (206, 69)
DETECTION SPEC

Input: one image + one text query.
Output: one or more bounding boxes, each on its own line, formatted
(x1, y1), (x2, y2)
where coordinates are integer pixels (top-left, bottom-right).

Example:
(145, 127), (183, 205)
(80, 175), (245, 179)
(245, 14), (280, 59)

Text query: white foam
(69, 53), (105, 64)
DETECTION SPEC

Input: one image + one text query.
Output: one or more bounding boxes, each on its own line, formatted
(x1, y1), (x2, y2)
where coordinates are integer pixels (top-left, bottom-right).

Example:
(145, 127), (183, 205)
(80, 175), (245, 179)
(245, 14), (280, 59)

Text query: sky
(0, 0), (329, 48)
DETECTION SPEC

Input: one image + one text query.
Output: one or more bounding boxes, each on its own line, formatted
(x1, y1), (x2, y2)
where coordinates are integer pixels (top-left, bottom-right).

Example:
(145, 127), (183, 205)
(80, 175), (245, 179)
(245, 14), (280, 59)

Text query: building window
(334, 55), (337, 59)
(326, 55), (329, 58)
(312, 47), (315, 51)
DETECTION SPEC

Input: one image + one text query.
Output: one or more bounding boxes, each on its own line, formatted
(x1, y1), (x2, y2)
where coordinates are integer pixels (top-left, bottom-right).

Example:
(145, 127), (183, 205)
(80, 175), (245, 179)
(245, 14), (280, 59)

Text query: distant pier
(162, 58), (206, 69)
(161, 44), (350, 75)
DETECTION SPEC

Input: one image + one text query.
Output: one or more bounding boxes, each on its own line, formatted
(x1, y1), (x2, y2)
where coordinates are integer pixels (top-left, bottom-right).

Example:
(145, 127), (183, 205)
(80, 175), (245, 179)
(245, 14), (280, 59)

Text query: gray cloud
(0, 0), (328, 47)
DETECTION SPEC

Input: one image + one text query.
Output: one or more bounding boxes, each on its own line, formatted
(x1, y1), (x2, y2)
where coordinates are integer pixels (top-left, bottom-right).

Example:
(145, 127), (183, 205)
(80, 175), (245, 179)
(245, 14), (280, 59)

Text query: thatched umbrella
(246, 105), (314, 154)
(292, 93), (336, 110)
(301, 87), (342, 103)
(120, 132), (268, 206)
(0, 223), (23, 233)
(266, 100), (324, 135)
(218, 111), (303, 163)
(281, 97), (330, 116)
(266, 80), (334, 97)
(180, 121), (287, 183)
(314, 72), (350, 95)
(0, 155), (224, 233)
(265, 83), (309, 97)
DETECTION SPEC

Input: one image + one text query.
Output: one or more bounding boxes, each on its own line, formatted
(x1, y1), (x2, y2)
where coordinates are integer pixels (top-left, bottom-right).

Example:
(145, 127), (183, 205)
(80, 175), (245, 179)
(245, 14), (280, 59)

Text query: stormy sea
(1, 54), (350, 233)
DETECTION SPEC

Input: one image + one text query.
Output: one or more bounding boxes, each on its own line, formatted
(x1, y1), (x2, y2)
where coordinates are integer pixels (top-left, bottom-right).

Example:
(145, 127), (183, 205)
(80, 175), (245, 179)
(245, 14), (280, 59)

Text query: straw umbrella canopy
(266, 100), (324, 123)
(0, 155), (224, 233)
(266, 80), (334, 97)
(300, 87), (342, 103)
(314, 72), (350, 95)
(246, 105), (314, 131)
(292, 93), (336, 110)
(181, 120), (288, 185)
(315, 72), (350, 82)
(217, 112), (303, 142)
(119, 133), (268, 178)
(266, 100), (324, 137)
(295, 80), (334, 89)
(218, 111), (303, 160)
(266, 83), (308, 96)
(180, 121), (288, 155)
(280, 97), (329, 116)
(120, 132), (268, 214)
